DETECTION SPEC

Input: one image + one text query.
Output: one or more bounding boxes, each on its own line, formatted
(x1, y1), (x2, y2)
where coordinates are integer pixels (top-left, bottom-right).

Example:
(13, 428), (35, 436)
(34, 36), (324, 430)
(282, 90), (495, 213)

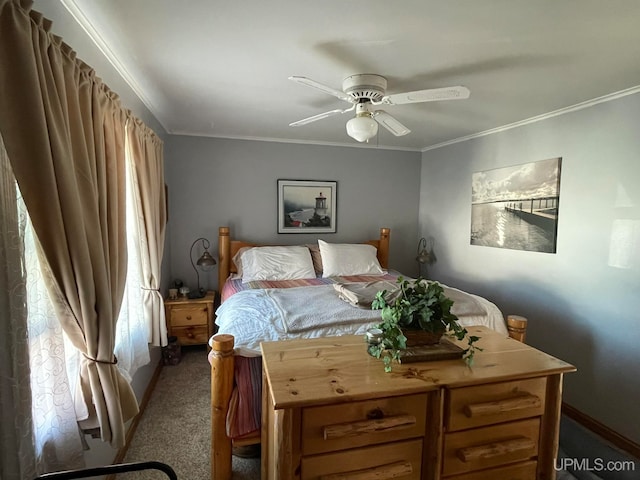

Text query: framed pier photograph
(277, 179), (337, 233)
(471, 157), (562, 253)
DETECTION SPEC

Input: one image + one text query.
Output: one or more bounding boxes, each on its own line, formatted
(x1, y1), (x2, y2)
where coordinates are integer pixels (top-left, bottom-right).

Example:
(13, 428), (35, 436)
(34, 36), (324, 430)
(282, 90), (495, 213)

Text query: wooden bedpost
(507, 314), (528, 343)
(218, 227), (230, 293)
(378, 227), (390, 269)
(211, 334), (235, 480)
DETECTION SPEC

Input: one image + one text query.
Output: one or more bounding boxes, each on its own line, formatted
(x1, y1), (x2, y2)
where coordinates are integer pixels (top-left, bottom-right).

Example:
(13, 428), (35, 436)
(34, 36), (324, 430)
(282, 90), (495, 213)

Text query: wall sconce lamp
(416, 237), (436, 278)
(189, 237), (216, 299)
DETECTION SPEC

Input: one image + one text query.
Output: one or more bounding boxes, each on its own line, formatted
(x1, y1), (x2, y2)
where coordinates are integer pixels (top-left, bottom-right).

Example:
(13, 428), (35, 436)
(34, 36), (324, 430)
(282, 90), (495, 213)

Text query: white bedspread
(266, 285), (383, 333)
(214, 282), (508, 356)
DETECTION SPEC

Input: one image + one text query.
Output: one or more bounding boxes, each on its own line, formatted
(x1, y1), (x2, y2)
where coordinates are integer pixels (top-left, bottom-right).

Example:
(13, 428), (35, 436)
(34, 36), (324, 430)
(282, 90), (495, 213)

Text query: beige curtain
(0, 0), (137, 447)
(126, 116), (168, 346)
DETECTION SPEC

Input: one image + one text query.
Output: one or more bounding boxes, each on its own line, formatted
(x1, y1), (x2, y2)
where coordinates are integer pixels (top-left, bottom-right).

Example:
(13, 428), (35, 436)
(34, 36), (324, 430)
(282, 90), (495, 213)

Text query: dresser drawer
(170, 306), (208, 327)
(446, 377), (546, 431)
(302, 393), (427, 455)
(444, 460), (537, 480)
(443, 418), (540, 476)
(301, 439), (423, 480)
(172, 325), (209, 345)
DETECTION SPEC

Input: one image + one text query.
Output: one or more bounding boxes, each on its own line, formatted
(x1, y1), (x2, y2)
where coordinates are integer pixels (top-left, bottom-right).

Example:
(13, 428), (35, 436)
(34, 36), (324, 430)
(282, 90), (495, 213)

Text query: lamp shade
(416, 237), (436, 278)
(346, 115), (378, 142)
(197, 250), (217, 267)
(189, 237), (216, 298)
(416, 248), (431, 264)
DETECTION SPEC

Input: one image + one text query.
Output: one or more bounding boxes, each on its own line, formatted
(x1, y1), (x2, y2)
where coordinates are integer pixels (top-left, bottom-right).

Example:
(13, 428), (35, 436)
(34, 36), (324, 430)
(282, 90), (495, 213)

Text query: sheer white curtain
(115, 144), (151, 382)
(0, 133), (37, 480)
(22, 198), (85, 472)
(1, 134), (84, 474)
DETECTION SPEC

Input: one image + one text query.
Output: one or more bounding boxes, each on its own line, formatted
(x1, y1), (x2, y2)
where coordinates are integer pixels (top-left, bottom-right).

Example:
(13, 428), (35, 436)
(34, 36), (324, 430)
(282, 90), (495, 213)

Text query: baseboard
(106, 356), (164, 478)
(562, 402), (640, 459)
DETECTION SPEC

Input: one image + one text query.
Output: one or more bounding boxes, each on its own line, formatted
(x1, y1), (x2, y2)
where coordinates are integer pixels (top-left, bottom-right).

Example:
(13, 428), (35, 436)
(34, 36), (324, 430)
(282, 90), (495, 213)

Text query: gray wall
(164, 136), (421, 292)
(419, 93), (640, 444)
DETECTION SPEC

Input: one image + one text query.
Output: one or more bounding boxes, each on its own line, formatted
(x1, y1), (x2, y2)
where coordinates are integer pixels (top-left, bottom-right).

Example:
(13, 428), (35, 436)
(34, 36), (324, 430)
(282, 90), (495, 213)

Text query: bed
(209, 226), (526, 480)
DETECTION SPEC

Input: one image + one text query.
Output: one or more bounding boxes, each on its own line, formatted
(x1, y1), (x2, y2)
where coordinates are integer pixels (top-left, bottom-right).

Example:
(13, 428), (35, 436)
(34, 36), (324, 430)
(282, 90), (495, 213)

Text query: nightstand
(164, 291), (216, 346)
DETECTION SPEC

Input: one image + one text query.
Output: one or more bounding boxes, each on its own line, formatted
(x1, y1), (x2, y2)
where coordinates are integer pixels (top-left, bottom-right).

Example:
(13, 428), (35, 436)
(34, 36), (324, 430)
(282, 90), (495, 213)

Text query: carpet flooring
(118, 346), (259, 480)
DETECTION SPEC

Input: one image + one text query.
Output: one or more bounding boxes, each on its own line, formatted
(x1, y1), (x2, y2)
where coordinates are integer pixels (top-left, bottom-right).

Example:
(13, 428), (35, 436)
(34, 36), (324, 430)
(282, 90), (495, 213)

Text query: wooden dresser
(260, 326), (575, 480)
(164, 291), (216, 346)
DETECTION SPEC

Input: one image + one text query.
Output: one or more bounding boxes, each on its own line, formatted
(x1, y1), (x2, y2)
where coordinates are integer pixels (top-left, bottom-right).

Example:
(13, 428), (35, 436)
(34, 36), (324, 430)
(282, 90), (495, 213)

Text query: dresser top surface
(261, 326), (575, 409)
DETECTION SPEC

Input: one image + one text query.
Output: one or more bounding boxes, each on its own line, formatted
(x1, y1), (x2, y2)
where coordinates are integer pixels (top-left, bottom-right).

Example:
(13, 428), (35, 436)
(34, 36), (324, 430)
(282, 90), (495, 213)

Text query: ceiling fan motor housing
(342, 74), (387, 102)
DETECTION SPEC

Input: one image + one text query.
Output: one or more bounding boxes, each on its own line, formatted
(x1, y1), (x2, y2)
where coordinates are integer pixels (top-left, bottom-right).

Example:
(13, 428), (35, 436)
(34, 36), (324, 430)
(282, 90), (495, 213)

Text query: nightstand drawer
(442, 418), (540, 476)
(301, 439), (423, 480)
(172, 325), (209, 345)
(170, 306), (208, 327)
(302, 393), (427, 455)
(446, 377), (546, 431)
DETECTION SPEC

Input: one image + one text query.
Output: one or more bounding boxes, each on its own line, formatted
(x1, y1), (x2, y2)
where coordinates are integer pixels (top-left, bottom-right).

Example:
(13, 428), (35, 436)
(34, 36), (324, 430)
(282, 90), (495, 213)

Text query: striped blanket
(220, 273), (399, 302)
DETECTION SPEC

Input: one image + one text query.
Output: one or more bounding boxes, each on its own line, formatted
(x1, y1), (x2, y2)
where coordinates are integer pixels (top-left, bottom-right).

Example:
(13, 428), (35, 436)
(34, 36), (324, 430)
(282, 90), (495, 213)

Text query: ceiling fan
(289, 74), (470, 143)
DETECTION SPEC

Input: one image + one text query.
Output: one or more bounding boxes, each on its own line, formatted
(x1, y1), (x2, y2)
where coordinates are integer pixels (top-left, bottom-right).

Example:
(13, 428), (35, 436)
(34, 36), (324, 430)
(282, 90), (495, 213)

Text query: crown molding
(60, 0), (170, 133)
(169, 130), (422, 152)
(422, 85), (640, 152)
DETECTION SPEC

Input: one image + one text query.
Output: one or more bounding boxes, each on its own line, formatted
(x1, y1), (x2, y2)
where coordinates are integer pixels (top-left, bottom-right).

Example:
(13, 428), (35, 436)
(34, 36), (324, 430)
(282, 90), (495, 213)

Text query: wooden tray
(398, 339), (464, 363)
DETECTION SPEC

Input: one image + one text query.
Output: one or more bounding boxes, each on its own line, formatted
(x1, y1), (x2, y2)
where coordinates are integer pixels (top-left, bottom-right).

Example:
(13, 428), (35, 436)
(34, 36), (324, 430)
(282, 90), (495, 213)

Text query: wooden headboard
(217, 226), (391, 292)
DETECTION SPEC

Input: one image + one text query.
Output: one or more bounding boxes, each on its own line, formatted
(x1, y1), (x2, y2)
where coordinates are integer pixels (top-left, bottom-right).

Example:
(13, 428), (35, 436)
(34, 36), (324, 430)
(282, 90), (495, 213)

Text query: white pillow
(318, 239), (385, 277)
(230, 246), (251, 278)
(239, 246), (316, 283)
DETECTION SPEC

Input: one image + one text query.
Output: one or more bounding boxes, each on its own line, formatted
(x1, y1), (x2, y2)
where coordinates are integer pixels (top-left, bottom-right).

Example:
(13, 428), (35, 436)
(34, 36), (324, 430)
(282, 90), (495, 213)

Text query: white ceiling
(63, 0), (640, 151)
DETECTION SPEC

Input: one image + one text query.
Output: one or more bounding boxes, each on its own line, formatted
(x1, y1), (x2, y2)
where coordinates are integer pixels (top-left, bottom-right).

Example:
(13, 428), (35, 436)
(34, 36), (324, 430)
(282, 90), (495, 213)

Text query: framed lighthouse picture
(277, 179), (337, 234)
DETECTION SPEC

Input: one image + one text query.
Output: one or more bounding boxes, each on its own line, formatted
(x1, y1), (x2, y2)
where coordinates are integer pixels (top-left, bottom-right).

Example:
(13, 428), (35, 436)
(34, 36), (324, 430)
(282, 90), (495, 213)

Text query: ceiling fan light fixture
(346, 114), (378, 142)
(289, 74), (470, 142)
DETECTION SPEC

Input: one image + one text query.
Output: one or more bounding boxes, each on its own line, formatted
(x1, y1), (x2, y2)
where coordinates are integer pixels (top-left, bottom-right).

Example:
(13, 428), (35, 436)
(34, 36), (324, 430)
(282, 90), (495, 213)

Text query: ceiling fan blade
(381, 86), (470, 105)
(373, 110), (411, 136)
(289, 108), (350, 127)
(289, 76), (355, 104)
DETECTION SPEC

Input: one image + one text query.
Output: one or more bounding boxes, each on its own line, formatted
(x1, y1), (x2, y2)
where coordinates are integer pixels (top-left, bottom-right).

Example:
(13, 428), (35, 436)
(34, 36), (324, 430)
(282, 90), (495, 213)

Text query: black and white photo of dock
(471, 157), (562, 253)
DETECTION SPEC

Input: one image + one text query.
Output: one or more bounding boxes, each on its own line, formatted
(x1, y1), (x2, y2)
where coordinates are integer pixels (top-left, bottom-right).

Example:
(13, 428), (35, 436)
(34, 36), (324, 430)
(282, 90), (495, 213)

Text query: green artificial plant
(369, 277), (481, 372)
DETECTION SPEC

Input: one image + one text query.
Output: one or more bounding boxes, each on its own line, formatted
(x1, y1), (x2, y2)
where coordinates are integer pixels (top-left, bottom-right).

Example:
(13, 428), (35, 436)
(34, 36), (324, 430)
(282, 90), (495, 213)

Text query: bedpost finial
(211, 334), (234, 355)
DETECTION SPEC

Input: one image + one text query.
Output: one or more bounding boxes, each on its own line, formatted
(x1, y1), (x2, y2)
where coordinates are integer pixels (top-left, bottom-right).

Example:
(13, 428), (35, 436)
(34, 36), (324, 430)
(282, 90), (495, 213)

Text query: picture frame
(470, 157), (562, 253)
(277, 179), (337, 234)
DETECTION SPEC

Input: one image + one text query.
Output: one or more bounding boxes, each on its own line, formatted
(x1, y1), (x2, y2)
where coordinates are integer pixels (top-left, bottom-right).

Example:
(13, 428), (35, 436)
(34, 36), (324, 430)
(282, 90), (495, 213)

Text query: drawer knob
(457, 437), (536, 463)
(186, 315), (192, 320)
(323, 414), (416, 440)
(463, 394), (541, 417)
(320, 460), (412, 480)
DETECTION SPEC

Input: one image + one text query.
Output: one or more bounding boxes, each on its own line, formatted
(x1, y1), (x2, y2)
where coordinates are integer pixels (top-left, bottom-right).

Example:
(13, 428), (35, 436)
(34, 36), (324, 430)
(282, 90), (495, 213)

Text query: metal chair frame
(34, 461), (177, 480)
